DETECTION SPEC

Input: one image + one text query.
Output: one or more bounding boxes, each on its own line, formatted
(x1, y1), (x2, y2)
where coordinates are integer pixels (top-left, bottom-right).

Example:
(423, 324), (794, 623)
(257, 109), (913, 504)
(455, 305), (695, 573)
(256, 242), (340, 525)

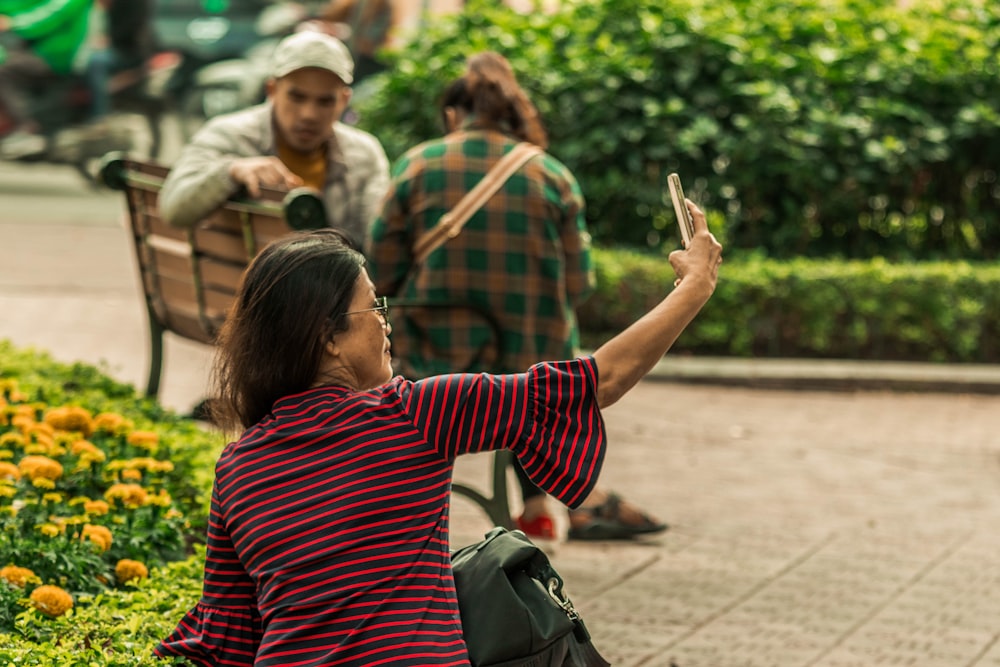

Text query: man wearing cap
(158, 30), (389, 247)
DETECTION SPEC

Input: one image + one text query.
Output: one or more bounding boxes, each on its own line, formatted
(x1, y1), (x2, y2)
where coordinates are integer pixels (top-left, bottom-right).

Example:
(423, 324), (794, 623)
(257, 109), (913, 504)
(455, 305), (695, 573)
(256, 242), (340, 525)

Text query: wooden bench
(99, 153), (514, 529)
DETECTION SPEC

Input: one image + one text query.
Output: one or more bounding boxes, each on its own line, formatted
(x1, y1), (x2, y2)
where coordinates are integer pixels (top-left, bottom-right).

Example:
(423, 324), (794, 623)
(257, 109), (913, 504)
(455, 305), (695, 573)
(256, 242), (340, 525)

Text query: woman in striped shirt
(156, 224), (721, 666)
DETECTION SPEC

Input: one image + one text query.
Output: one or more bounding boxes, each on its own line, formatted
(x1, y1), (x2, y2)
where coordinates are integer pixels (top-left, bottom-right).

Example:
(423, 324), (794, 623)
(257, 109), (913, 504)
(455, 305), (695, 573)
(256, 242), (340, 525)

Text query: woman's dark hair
(210, 229), (365, 433)
(443, 52), (548, 148)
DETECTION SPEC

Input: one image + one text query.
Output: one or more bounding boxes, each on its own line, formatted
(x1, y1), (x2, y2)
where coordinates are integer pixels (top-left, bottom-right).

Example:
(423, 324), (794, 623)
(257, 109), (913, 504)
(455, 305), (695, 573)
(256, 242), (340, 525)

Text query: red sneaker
(515, 513), (556, 540)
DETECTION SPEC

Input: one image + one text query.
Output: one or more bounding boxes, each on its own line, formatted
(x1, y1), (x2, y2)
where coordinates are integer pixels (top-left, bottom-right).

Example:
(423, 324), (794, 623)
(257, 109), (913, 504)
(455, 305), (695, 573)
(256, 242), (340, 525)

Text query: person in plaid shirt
(368, 51), (668, 541)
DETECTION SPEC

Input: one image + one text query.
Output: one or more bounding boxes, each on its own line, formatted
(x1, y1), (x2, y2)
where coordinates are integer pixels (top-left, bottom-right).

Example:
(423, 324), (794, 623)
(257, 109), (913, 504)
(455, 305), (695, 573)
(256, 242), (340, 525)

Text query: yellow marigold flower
(18, 455), (63, 481)
(121, 468), (143, 482)
(83, 500), (110, 516)
(23, 443), (49, 455)
(104, 483), (147, 508)
(81, 524), (113, 552)
(0, 461), (19, 481)
(78, 449), (106, 465)
(0, 449), (12, 460)
(126, 431), (159, 453)
(115, 559), (149, 584)
(149, 459), (175, 474)
(104, 460), (127, 472)
(146, 489), (173, 508)
(43, 406), (93, 436)
(31, 478), (56, 490)
(165, 508), (183, 520)
(42, 492), (64, 504)
(0, 433), (22, 448)
(30, 585), (73, 617)
(91, 412), (127, 434)
(0, 565), (36, 588)
(38, 523), (62, 537)
(0, 486), (16, 499)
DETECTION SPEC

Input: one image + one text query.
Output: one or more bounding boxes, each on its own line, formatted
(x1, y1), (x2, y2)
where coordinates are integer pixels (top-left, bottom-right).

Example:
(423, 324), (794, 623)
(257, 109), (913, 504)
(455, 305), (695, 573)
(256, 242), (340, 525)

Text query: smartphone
(667, 173), (695, 247)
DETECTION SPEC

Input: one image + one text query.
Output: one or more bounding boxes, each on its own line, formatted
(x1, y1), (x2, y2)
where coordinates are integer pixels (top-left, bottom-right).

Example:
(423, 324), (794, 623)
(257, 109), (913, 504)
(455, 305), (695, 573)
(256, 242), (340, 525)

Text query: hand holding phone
(667, 173), (696, 247)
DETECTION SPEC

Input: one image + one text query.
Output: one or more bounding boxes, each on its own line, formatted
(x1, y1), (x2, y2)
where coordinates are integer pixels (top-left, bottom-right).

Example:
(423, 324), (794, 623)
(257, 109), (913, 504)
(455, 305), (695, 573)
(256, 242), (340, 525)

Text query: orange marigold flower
(70, 440), (100, 456)
(104, 483), (147, 508)
(121, 468), (143, 482)
(27, 422), (55, 442)
(115, 559), (149, 584)
(126, 430), (159, 453)
(10, 415), (33, 432)
(83, 499), (110, 516)
(30, 585), (73, 617)
(81, 524), (113, 552)
(43, 406), (93, 436)
(0, 565), (37, 588)
(91, 412), (127, 434)
(18, 455), (63, 481)
(0, 461), (19, 481)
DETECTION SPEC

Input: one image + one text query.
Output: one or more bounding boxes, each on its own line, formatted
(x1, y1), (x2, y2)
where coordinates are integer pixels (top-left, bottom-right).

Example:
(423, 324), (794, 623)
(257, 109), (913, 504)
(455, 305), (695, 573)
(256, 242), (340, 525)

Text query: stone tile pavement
(2, 162), (1000, 665)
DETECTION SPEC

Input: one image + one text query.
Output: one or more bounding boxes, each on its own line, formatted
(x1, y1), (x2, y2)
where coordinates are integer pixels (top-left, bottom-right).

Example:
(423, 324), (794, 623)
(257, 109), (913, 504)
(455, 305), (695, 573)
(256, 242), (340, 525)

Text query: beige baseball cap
(271, 30), (354, 84)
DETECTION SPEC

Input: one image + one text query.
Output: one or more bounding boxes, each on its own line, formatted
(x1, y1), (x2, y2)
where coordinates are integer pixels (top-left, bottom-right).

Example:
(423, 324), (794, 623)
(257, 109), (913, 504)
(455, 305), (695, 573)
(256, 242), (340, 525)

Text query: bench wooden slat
(199, 257), (245, 291)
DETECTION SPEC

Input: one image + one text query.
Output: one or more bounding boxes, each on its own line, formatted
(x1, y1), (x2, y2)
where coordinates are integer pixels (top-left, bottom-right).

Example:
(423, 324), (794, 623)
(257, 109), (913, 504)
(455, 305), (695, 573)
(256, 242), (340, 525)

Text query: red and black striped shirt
(156, 358), (606, 666)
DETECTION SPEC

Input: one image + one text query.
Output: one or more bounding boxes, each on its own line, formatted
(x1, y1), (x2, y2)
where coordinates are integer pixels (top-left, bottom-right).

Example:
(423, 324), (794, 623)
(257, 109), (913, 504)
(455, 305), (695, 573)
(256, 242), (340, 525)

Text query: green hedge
(580, 249), (1000, 363)
(359, 0), (1000, 260)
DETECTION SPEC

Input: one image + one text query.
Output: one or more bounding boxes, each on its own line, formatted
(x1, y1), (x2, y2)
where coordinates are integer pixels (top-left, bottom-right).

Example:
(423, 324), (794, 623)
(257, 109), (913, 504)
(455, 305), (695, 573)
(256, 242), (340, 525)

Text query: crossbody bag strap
(412, 142), (543, 265)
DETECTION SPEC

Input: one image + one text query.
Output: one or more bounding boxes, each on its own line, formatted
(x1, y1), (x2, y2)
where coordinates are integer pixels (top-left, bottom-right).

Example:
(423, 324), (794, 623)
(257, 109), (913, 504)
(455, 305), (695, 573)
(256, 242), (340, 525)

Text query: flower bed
(0, 341), (218, 663)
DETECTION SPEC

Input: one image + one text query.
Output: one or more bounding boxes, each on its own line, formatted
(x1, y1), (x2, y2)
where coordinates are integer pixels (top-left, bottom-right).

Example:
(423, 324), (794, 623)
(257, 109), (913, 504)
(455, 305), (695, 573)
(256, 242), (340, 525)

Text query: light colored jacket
(158, 103), (390, 247)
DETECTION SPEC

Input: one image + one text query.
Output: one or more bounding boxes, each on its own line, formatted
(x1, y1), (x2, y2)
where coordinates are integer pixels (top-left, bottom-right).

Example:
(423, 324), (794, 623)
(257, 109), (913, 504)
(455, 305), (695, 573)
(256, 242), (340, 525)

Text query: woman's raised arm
(592, 200), (722, 408)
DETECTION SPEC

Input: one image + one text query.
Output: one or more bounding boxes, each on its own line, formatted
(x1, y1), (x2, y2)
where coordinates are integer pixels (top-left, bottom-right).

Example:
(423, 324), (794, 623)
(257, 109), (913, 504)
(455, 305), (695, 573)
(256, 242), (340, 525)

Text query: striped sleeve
(399, 356), (606, 508)
(155, 483), (262, 665)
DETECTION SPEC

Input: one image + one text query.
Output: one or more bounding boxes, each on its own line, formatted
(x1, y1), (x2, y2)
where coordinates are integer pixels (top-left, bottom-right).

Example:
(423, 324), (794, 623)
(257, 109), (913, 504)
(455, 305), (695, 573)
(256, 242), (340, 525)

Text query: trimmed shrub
(580, 248), (1000, 363)
(358, 0), (1000, 260)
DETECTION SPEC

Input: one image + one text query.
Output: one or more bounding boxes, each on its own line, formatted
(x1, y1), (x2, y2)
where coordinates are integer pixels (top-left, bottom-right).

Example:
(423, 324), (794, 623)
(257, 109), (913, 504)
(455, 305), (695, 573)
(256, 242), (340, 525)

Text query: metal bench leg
(452, 450), (514, 529)
(145, 310), (164, 398)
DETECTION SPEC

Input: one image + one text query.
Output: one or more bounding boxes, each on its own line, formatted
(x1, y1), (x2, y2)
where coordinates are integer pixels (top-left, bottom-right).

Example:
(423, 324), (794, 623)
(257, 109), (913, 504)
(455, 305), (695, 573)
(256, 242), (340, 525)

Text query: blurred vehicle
(153, 0), (314, 139)
(153, 0), (273, 136)
(178, 1), (388, 135)
(0, 37), (178, 180)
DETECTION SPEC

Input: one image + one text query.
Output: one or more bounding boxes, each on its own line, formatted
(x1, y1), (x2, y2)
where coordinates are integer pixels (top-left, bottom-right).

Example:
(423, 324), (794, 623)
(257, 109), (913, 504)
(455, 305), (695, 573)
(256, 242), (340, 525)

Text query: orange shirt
(276, 137), (328, 191)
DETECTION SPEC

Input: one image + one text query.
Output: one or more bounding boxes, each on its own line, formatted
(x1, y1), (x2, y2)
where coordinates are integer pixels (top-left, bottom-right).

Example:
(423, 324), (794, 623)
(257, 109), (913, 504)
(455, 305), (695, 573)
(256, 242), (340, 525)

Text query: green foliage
(357, 0), (1000, 260)
(580, 248), (1000, 363)
(0, 550), (204, 666)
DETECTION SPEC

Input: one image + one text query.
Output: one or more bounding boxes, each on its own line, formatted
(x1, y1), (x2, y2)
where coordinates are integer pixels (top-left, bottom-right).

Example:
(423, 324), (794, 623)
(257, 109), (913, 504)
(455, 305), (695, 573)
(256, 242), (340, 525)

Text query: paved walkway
(2, 163), (1000, 665)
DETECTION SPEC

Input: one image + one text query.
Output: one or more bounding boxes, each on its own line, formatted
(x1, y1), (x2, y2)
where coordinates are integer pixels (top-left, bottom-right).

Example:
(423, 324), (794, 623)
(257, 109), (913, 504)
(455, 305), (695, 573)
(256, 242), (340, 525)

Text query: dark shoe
(567, 492), (667, 541)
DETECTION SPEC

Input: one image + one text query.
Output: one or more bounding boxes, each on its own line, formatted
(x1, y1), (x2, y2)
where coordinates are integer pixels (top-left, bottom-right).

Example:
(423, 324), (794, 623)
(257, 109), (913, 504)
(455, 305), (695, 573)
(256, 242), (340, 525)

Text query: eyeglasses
(342, 296), (389, 324)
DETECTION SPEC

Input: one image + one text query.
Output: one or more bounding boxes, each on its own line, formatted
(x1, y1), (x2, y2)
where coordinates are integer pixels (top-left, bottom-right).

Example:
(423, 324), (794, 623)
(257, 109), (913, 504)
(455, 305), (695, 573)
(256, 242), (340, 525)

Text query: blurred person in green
(0, 0), (99, 157)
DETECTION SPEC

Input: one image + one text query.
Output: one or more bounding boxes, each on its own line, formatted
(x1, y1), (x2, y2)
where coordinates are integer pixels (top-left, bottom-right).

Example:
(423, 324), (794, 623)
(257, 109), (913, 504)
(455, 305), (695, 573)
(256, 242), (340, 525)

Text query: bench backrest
(100, 154), (327, 346)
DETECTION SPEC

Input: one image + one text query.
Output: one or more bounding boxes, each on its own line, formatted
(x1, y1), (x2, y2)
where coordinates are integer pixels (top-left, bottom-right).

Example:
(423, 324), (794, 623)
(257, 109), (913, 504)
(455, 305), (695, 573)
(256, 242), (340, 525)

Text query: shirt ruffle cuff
(515, 357), (607, 509)
(155, 601), (262, 667)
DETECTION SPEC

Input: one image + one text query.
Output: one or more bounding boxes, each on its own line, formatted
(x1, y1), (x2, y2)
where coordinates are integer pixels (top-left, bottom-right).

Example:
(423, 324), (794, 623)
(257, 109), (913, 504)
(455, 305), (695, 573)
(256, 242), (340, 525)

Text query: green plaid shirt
(368, 129), (595, 377)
